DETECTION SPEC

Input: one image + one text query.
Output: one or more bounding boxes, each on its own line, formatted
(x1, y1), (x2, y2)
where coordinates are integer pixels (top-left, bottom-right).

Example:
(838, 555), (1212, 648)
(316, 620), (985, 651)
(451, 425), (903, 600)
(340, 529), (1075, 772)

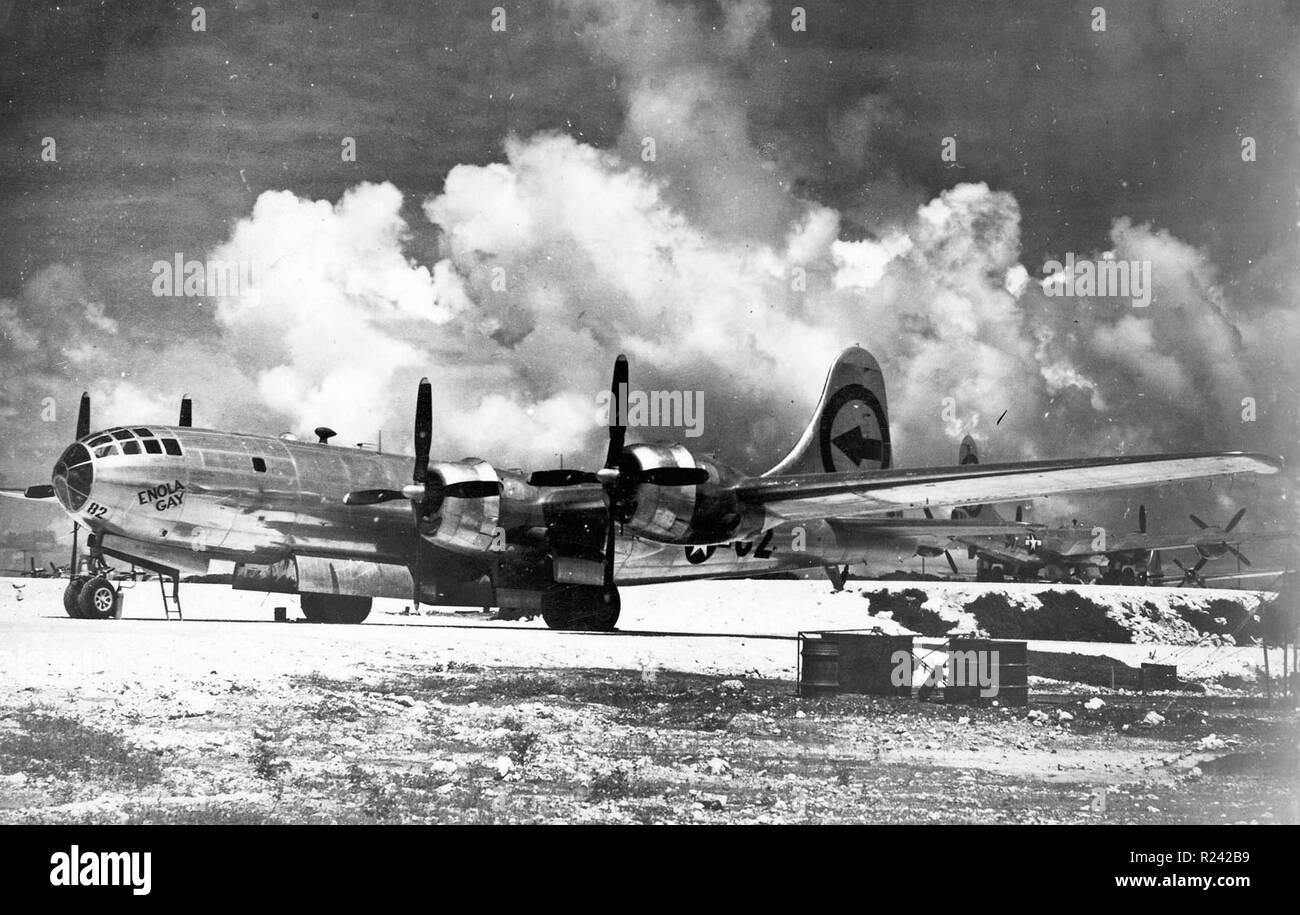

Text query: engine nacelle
(618, 444), (748, 545)
(420, 459), (502, 554)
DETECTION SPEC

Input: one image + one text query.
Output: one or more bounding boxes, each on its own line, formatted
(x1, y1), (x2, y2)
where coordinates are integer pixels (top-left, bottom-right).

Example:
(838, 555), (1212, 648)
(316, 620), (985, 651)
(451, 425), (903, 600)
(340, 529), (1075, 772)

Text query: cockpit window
(131, 427), (153, 437)
(88, 435), (110, 447)
(93, 442), (119, 458)
(142, 439), (162, 454)
(110, 429), (133, 441)
(161, 438), (183, 456)
(122, 440), (141, 455)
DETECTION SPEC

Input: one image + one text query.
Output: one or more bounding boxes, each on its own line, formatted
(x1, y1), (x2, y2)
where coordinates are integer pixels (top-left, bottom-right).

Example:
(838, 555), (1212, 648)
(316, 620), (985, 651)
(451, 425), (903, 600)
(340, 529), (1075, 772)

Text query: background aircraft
(1, 347), (1281, 629)
(955, 485), (1293, 585)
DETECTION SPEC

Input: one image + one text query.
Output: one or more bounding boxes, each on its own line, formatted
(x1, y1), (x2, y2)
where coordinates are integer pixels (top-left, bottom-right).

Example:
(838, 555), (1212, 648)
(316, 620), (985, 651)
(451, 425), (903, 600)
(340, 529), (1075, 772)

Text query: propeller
(339, 378), (502, 606)
(1173, 556), (1208, 587)
(75, 392), (90, 441)
(410, 378), (432, 607)
(70, 391), (90, 576)
(1189, 507), (1254, 566)
(525, 355), (708, 589)
(922, 506), (961, 576)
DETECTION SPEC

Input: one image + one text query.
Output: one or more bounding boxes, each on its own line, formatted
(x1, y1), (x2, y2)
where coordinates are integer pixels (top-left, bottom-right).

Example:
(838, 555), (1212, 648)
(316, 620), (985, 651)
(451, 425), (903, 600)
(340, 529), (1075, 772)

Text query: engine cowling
(617, 444), (747, 544)
(420, 459), (502, 554)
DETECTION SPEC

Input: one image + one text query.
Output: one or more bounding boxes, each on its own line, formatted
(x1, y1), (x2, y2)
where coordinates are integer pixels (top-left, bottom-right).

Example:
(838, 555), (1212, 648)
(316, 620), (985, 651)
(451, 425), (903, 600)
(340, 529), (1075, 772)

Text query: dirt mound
(858, 582), (1268, 646)
(862, 589), (950, 636)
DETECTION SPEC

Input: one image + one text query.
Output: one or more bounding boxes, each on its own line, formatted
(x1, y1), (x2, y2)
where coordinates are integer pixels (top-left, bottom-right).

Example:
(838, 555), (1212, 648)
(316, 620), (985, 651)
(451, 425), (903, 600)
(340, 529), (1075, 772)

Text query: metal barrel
(946, 638), (1030, 707)
(1140, 662), (1177, 691)
(799, 637), (840, 697)
(832, 633), (914, 696)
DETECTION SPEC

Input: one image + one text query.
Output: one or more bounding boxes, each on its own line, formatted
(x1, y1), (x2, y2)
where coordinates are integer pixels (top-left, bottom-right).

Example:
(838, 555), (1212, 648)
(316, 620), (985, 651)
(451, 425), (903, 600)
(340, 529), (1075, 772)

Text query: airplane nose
(52, 442), (93, 512)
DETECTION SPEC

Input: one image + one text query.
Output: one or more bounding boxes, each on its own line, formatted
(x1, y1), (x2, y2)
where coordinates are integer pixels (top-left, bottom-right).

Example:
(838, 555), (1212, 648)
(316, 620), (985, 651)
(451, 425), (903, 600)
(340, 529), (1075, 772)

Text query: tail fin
(958, 434), (979, 465)
(951, 435), (1008, 522)
(765, 346), (890, 475)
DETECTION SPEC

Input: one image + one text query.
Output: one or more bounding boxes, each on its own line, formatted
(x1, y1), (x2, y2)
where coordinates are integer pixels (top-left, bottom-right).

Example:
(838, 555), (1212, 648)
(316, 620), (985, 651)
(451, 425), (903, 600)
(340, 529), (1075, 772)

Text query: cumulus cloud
(3, 0), (1293, 547)
(169, 0), (1291, 510)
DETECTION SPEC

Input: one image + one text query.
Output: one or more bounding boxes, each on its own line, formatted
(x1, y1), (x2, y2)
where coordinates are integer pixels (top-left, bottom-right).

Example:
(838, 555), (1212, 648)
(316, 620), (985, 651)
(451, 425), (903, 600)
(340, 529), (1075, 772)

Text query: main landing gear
(541, 585), (620, 632)
(63, 575), (118, 620)
(300, 593), (372, 624)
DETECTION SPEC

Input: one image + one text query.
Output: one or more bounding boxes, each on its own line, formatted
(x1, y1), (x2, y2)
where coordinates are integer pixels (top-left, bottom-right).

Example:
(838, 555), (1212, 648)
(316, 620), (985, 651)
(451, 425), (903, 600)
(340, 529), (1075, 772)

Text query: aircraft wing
(741, 452), (1281, 525)
(1057, 528), (1297, 556)
(1194, 569), (1295, 586)
(826, 517), (1038, 539)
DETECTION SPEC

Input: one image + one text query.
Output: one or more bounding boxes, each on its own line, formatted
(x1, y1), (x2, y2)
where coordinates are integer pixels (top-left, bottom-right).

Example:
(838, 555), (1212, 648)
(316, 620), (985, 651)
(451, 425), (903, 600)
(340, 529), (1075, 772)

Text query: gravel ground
(0, 577), (1295, 824)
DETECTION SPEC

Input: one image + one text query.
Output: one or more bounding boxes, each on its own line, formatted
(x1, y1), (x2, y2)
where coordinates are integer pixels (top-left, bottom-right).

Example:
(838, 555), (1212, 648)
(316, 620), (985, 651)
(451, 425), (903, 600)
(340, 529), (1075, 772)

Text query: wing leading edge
(738, 452), (1282, 525)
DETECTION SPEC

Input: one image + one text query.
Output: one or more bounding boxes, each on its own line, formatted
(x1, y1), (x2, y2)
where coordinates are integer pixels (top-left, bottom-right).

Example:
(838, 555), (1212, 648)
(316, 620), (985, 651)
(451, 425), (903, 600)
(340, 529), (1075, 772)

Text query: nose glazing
(52, 442), (93, 512)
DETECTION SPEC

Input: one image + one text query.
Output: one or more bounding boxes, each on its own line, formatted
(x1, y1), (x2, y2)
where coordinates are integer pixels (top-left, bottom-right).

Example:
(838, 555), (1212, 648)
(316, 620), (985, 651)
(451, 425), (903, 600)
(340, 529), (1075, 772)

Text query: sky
(0, 0), (1297, 559)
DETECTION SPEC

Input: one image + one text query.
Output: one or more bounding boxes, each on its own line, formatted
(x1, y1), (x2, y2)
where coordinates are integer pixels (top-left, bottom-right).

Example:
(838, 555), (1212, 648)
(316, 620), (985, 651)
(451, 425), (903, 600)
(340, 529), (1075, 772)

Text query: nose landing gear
(62, 576), (88, 618)
(75, 575), (119, 620)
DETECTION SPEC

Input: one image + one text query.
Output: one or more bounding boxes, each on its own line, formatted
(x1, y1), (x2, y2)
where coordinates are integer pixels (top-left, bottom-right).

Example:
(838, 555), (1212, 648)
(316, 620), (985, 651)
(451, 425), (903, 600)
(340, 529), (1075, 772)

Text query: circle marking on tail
(819, 384), (889, 473)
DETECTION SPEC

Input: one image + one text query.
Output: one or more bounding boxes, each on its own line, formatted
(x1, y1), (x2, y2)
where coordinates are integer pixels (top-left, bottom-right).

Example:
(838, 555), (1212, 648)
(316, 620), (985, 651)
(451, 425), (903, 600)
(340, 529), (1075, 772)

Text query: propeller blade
(603, 493), (617, 589)
(1224, 507), (1247, 533)
(945, 551), (959, 575)
(1138, 504), (1146, 534)
(639, 466), (710, 487)
(410, 376), (433, 612)
(603, 355), (628, 470)
(1015, 506), (1024, 523)
(922, 507), (934, 520)
(1193, 557), (1208, 572)
(343, 489), (406, 506)
(179, 395), (192, 428)
(1189, 513), (1208, 530)
(528, 469), (599, 487)
(1226, 545), (1252, 567)
(413, 377), (432, 485)
(75, 392), (90, 441)
(24, 485), (55, 499)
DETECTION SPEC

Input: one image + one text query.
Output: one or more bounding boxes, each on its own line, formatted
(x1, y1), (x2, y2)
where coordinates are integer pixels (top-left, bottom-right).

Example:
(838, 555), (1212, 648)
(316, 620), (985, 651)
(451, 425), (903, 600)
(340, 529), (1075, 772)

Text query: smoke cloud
(2, 0), (1294, 545)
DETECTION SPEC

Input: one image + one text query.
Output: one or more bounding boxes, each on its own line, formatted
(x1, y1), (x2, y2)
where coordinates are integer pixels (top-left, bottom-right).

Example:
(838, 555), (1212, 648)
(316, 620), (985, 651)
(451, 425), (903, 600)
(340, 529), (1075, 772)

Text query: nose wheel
(75, 575), (119, 620)
(62, 576), (88, 618)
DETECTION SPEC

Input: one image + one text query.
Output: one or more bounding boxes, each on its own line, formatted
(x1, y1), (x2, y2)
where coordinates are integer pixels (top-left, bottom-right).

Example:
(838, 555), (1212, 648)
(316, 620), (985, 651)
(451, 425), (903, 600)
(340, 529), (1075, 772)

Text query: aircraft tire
(63, 577), (87, 618)
(542, 586), (619, 631)
(300, 593), (371, 624)
(76, 576), (118, 620)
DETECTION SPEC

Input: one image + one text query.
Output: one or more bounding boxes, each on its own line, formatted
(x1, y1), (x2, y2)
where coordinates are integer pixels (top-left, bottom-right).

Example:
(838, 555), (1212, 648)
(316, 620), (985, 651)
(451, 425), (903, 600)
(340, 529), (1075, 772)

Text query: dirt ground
(0, 578), (1296, 824)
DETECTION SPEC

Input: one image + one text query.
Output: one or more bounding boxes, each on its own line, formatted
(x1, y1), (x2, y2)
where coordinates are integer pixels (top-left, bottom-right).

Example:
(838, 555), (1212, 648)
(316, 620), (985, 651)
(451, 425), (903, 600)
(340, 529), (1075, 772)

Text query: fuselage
(51, 424), (928, 590)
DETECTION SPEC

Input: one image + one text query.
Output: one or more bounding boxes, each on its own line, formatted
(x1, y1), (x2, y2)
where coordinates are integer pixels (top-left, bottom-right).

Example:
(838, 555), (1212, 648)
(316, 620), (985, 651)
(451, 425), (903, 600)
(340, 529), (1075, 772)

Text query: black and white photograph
(0, 0), (1296, 869)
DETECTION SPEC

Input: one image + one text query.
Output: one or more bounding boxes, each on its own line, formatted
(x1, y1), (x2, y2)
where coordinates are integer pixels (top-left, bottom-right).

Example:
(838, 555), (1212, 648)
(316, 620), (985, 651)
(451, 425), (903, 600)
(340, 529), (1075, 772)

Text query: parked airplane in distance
(953, 440), (1292, 585)
(2, 348), (1281, 628)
